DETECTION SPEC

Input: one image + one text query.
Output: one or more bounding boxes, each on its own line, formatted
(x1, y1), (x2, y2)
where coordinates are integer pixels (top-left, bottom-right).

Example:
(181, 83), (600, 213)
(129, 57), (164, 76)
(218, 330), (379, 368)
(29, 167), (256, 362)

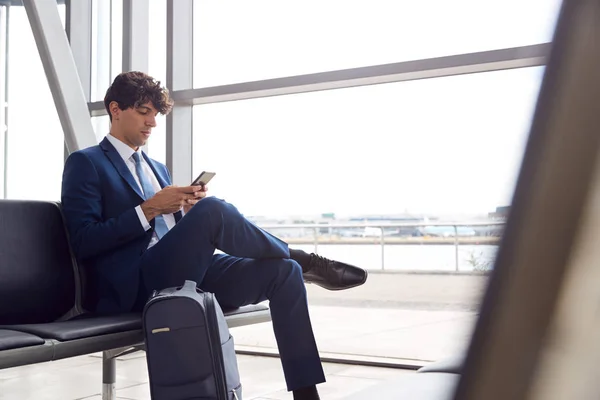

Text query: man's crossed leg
(138, 196), (368, 400)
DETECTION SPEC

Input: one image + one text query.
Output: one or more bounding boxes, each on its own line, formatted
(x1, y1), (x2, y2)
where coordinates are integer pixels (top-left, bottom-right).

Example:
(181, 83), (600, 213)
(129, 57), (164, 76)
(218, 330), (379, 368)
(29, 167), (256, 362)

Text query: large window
(5, 0), (556, 367)
(193, 67), (542, 218)
(193, 0), (560, 87)
(6, 5), (66, 201)
(192, 67), (544, 360)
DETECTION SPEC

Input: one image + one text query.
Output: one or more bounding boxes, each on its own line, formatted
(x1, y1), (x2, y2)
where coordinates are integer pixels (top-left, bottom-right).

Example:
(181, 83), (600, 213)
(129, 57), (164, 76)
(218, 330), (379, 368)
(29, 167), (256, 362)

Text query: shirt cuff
(135, 205), (151, 231)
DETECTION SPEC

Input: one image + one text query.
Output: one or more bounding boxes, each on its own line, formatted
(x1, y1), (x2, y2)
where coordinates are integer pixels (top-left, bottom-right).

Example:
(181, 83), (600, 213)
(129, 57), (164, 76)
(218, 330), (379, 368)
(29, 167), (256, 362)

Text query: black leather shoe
(303, 254), (368, 290)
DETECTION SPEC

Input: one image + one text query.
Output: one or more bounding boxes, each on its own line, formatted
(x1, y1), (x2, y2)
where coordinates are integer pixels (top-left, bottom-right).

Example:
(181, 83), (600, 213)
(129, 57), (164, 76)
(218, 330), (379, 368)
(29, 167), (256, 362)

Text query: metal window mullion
(174, 43), (549, 105)
(88, 42), (549, 117)
(166, 0), (193, 185)
(89, 43), (550, 115)
(122, 0), (148, 72)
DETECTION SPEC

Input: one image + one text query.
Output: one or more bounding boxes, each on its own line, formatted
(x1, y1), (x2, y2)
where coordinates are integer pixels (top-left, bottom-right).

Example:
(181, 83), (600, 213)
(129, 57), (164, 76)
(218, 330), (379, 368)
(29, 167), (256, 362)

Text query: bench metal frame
(1, 307), (272, 400)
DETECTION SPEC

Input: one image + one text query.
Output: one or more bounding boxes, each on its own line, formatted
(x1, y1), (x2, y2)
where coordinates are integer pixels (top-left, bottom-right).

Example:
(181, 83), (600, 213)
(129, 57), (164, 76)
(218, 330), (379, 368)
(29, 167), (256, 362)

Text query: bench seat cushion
(2, 304), (270, 342)
(2, 313), (142, 341)
(223, 304), (268, 315)
(0, 329), (45, 351)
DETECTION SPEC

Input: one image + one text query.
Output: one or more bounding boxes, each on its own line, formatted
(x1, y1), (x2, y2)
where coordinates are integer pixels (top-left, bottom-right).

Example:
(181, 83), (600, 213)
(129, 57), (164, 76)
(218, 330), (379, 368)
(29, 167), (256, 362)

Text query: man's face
(110, 101), (158, 150)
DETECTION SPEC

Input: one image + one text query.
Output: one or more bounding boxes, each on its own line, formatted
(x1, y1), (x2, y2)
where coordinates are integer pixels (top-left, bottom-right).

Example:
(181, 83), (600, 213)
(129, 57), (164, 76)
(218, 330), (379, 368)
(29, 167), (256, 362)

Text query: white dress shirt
(106, 134), (177, 248)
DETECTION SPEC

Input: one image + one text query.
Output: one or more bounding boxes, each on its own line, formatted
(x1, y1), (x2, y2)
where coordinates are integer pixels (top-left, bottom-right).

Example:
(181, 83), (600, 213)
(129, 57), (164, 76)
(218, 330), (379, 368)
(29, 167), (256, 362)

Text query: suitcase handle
(180, 280), (199, 293)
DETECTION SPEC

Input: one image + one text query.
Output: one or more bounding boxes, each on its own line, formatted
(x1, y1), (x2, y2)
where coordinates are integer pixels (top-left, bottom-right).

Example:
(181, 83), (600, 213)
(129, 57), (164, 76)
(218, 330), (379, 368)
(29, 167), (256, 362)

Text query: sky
(3, 0), (562, 218)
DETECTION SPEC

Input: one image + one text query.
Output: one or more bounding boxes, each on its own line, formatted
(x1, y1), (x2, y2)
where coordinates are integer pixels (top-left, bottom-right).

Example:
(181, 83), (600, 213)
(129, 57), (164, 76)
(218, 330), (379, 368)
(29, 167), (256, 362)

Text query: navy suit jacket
(61, 137), (182, 314)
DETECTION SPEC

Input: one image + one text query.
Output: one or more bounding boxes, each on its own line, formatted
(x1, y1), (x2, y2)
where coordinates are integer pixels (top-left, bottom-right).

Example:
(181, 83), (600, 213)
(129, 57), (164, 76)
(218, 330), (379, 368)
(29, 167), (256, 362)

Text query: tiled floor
(1, 274), (483, 399)
(233, 305), (476, 362)
(0, 351), (415, 400)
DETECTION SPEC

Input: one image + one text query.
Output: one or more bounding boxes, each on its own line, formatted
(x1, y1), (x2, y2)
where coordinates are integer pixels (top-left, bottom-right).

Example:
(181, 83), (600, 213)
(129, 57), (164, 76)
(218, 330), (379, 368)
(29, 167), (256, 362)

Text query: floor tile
(262, 374), (386, 400)
(230, 306), (476, 362)
(0, 355), (99, 380)
(0, 361), (144, 400)
(114, 383), (149, 399)
(331, 364), (414, 380)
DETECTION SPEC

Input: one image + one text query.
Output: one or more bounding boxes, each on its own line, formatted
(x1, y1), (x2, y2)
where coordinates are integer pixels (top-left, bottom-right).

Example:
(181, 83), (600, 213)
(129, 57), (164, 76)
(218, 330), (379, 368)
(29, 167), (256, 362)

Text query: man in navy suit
(61, 71), (367, 400)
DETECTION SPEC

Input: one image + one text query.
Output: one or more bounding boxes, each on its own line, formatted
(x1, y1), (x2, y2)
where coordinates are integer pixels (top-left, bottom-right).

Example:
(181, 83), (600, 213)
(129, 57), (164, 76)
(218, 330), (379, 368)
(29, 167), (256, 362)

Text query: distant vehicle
(362, 227), (383, 237)
(419, 226), (477, 237)
(337, 229), (364, 238)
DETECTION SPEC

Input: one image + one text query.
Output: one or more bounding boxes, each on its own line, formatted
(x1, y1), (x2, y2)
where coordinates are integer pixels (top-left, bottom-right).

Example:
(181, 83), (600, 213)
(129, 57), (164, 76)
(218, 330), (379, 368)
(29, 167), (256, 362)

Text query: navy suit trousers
(137, 196), (325, 391)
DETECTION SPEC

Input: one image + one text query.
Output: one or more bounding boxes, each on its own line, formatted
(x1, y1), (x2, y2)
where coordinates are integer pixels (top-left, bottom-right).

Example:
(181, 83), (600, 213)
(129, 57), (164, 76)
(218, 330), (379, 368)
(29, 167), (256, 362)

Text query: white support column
(122, 0), (148, 72)
(22, 0), (96, 153)
(166, 0), (193, 185)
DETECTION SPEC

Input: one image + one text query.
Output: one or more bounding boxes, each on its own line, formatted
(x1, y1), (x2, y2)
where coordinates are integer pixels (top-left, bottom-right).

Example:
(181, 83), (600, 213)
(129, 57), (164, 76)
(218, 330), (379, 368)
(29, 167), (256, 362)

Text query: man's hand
(183, 184), (208, 214)
(141, 185), (205, 221)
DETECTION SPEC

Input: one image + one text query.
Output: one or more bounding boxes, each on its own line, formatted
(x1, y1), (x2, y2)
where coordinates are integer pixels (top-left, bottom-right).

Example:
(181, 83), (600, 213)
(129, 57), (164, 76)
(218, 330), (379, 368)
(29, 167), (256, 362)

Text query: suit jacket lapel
(100, 138), (145, 199)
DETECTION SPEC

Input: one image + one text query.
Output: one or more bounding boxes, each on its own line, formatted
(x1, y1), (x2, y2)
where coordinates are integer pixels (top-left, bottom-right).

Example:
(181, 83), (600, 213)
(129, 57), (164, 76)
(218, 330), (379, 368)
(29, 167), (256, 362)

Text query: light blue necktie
(131, 152), (169, 239)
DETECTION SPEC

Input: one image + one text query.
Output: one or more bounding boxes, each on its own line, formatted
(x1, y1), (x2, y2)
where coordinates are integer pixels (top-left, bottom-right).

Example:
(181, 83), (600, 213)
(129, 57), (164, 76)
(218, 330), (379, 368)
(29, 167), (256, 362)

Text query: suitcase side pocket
(146, 324), (214, 386)
(222, 334), (241, 397)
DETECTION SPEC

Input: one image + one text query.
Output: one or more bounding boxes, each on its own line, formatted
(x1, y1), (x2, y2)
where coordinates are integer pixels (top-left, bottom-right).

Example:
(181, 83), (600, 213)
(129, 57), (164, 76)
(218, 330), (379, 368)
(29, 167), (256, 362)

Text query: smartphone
(191, 171), (216, 186)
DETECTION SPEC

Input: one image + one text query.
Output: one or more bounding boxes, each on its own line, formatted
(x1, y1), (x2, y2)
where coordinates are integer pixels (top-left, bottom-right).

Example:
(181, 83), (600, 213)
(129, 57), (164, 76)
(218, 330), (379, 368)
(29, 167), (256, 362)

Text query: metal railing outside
(257, 221), (506, 271)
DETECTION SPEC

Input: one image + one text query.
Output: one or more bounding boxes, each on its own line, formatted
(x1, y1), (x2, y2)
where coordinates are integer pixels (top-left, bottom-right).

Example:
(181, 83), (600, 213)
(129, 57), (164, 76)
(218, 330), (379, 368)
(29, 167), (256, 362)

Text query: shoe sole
(304, 269), (369, 291)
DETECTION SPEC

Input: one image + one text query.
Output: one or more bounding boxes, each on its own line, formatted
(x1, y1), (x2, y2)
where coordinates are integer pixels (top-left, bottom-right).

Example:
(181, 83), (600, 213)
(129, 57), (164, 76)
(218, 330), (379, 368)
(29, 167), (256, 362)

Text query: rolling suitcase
(143, 280), (242, 400)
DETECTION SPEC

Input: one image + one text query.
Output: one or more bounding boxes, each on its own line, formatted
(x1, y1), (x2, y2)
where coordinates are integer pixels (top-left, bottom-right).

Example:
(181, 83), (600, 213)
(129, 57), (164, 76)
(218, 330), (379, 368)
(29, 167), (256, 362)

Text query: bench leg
(102, 351), (116, 400)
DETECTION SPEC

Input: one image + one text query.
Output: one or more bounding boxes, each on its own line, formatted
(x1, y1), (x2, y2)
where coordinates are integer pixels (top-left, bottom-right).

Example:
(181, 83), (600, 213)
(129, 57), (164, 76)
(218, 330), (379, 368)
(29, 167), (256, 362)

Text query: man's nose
(146, 116), (156, 127)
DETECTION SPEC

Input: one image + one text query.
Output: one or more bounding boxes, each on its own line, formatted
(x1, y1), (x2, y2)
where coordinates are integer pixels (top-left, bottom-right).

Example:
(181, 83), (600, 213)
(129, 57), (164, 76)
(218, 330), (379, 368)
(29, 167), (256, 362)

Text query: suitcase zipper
(231, 387), (239, 400)
(206, 294), (228, 400)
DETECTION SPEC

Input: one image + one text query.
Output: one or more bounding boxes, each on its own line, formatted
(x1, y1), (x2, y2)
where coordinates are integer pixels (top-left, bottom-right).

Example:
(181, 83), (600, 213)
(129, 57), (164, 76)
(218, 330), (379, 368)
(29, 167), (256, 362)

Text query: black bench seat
(0, 304), (270, 370)
(0, 329), (46, 351)
(0, 330), (54, 369)
(3, 313), (143, 342)
(2, 303), (270, 342)
(0, 200), (272, 400)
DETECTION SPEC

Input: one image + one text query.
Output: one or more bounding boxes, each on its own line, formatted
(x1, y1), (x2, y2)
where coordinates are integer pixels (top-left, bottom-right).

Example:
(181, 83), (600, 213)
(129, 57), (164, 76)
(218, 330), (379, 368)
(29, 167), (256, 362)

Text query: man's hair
(104, 71), (174, 121)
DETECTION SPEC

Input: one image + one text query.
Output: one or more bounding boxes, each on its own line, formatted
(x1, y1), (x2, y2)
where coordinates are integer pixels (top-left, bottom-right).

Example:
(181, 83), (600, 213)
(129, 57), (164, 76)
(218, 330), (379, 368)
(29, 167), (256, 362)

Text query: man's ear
(109, 101), (121, 120)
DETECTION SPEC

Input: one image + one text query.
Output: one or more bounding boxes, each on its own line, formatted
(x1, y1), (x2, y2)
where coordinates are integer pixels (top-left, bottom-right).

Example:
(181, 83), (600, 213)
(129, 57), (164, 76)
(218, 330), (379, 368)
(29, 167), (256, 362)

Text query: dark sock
(289, 248), (312, 272)
(293, 385), (320, 400)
